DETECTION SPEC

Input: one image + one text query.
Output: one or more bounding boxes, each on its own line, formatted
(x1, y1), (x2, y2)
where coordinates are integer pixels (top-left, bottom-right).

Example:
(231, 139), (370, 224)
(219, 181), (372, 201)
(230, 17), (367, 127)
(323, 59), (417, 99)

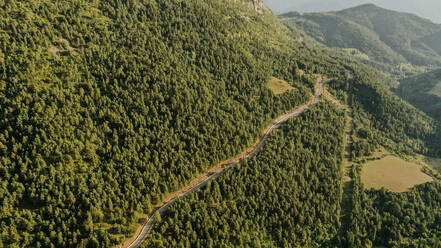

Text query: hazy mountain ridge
(264, 0), (441, 24)
(282, 4), (441, 77)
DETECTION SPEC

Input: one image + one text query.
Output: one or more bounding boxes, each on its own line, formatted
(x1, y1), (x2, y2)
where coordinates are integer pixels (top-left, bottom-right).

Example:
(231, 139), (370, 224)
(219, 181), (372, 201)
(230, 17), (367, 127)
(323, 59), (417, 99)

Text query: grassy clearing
(267, 77), (295, 95)
(49, 38), (78, 56)
(361, 155), (433, 193)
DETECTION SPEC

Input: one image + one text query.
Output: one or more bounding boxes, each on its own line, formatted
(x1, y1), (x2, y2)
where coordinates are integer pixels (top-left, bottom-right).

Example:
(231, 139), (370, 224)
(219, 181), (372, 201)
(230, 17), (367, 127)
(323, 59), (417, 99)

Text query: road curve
(120, 77), (329, 248)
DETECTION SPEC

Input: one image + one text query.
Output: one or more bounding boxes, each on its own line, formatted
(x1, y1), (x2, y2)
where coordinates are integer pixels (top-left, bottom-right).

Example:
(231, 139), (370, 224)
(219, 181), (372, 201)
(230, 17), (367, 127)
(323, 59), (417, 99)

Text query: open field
(267, 77), (295, 95)
(361, 155), (433, 192)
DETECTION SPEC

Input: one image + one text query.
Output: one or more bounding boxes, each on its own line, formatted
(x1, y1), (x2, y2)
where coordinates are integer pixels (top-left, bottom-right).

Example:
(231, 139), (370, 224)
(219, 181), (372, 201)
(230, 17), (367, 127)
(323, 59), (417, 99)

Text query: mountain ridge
(282, 3), (441, 77)
(264, 0), (441, 23)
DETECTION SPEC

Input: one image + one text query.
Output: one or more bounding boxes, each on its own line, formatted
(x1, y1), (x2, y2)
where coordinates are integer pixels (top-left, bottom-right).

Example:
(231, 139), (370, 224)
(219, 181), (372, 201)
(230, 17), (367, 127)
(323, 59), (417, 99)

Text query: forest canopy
(1, 0), (441, 247)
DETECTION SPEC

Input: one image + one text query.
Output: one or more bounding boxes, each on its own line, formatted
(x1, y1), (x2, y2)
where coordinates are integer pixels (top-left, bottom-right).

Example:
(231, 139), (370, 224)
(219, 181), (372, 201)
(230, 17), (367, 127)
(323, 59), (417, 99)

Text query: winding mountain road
(118, 77), (329, 248)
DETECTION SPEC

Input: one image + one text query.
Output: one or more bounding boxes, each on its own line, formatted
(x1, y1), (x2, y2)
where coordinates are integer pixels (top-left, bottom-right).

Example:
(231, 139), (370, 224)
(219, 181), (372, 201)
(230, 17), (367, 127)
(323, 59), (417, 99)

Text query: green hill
(395, 69), (441, 121)
(1, 0), (441, 247)
(145, 66), (441, 247)
(145, 3), (441, 248)
(0, 0), (345, 247)
(283, 4), (441, 77)
(420, 30), (441, 55)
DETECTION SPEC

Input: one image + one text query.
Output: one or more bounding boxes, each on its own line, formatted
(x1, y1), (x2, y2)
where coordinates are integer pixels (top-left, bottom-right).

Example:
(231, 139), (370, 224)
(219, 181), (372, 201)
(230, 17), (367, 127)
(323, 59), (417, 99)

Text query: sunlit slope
(0, 0), (321, 246)
(283, 4), (441, 76)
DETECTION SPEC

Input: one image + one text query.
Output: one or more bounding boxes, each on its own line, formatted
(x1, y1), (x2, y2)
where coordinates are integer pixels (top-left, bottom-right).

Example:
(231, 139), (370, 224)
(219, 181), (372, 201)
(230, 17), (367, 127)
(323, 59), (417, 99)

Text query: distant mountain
(282, 4), (441, 77)
(264, 0), (441, 24)
(395, 69), (441, 121)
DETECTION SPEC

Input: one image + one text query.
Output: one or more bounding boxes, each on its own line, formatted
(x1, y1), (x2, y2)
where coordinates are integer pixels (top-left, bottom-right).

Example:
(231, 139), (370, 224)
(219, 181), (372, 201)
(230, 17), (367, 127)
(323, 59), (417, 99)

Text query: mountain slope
(420, 30), (441, 55)
(145, 101), (346, 247)
(264, 0), (441, 24)
(1, 0), (441, 247)
(139, 5), (441, 245)
(0, 0), (346, 247)
(144, 63), (441, 247)
(283, 4), (441, 76)
(395, 69), (441, 121)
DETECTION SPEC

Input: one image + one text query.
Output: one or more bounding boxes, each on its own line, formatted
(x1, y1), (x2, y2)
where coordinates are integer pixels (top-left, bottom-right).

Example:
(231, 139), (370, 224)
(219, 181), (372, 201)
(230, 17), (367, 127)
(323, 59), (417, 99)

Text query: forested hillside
(2, 0), (441, 247)
(0, 0), (373, 246)
(395, 69), (441, 121)
(326, 65), (441, 159)
(346, 166), (441, 247)
(0, 0), (331, 247)
(142, 60), (441, 247)
(283, 4), (441, 77)
(145, 101), (346, 247)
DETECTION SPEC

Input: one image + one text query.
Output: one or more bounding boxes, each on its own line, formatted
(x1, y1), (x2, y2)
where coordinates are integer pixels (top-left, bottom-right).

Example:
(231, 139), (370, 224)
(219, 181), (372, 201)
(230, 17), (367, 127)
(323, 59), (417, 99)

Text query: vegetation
(0, 0), (369, 246)
(143, 59), (441, 246)
(1, 0), (441, 247)
(327, 66), (441, 159)
(345, 166), (441, 247)
(361, 155), (433, 192)
(395, 69), (441, 121)
(282, 4), (441, 77)
(144, 101), (346, 247)
(267, 77), (296, 95)
(424, 157), (441, 173)
(0, 0), (323, 246)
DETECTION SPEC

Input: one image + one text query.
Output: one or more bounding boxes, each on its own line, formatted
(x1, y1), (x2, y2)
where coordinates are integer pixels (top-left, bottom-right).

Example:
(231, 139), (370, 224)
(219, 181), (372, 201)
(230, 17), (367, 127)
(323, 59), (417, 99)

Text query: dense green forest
(345, 166), (441, 247)
(395, 69), (441, 122)
(0, 0), (317, 247)
(327, 65), (441, 159)
(143, 61), (441, 247)
(140, 3), (441, 248)
(2, 0), (441, 247)
(0, 0), (358, 246)
(144, 101), (346, 247)
(282, 4), (441, 77)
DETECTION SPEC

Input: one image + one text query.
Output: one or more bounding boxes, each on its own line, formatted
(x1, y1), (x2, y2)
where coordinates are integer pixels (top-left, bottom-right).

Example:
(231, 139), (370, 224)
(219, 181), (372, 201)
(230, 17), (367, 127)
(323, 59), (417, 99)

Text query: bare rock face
(231, 0), (267, 14)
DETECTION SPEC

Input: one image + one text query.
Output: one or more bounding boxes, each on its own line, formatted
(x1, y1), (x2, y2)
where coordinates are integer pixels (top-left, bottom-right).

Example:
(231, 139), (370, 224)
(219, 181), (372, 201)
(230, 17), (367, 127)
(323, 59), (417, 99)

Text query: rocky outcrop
(232, 0), (267, 14)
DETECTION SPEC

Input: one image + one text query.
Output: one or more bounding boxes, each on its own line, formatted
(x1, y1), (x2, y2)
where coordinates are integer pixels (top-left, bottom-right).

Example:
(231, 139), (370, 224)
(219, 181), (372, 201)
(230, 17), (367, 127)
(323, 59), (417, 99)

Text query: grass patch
(267, 77), (295, 95)
(361, 155), (433, 192)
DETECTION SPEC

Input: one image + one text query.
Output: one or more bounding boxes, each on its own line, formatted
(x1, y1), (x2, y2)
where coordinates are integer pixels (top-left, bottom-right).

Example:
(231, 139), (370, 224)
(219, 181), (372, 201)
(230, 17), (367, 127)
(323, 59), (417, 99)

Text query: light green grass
(361, 155), (433, 192)
(267, 77), (295, 95)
